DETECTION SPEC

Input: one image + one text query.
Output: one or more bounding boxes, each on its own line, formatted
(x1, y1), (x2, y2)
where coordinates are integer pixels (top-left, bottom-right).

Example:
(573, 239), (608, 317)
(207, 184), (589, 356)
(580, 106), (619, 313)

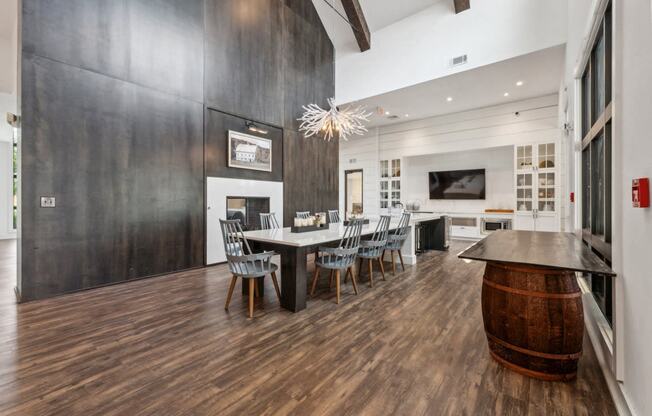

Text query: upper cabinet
(380, 159), (401, 210)
(514, 142), (559, 232)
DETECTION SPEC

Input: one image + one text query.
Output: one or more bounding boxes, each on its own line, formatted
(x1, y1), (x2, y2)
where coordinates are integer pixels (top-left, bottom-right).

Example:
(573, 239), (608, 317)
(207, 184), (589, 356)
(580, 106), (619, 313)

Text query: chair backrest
(370, 215), (391, 244)
(296, 211), (310, 219)
(219, 219), (252, 260)
(328, 210), (341, 223)
(340, 217), (364, 250)
(260, 213), (280, 230)
(391, 212), (412, 241)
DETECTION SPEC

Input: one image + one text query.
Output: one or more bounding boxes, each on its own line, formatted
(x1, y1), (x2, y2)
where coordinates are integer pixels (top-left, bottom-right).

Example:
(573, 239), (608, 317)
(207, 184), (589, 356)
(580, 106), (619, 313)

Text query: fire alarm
(570, 192), (575, 203)
(632, 178), (650, 208)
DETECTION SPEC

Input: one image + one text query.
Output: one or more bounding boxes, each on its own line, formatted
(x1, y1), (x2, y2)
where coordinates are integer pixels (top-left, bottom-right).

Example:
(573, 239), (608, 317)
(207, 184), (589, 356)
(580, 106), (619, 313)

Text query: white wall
(612, 1), (652, 414)
(340, 94), (563, 218)
(403, 147), (514, 214)
(335, 0), (568, 104)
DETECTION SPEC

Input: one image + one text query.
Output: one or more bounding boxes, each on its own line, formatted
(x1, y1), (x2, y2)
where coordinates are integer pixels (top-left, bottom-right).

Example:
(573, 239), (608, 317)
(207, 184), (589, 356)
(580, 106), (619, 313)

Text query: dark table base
(481, 261), (584, 381)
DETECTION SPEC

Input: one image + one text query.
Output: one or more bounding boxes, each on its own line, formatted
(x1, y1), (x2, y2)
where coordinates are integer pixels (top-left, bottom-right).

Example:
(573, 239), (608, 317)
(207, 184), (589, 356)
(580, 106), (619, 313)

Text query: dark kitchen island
(458, 230), (616, 381)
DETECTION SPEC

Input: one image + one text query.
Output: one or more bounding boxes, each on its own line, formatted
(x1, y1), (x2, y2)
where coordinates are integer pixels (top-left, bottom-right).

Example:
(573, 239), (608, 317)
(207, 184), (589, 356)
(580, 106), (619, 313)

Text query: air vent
(387, 115), (400, 120)
(451, 54), (468, 67)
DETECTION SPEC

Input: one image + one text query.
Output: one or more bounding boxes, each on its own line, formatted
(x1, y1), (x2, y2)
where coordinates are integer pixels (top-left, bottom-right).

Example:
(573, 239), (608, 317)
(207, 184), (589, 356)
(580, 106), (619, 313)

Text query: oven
(481, 218), (512, 235)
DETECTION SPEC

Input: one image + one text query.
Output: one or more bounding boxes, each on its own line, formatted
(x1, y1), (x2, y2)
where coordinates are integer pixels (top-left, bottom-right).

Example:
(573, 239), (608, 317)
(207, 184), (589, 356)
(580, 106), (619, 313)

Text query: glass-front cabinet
(380, 159), (401, 210)
(514, 142), (559, 232)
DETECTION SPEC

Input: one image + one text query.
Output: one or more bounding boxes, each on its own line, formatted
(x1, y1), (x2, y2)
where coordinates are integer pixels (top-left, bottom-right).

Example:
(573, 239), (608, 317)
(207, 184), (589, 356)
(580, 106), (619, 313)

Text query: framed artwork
(227, 130), (272, 172)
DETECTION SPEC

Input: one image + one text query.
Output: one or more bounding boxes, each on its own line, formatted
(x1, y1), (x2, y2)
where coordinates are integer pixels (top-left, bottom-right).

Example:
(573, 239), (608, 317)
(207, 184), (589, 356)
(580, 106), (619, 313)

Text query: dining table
(242, 214), (440, 312)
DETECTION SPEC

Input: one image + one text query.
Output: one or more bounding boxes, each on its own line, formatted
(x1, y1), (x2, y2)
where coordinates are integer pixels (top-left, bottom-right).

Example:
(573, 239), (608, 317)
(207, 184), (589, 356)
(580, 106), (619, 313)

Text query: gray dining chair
(296, 211), (310, 219)
(310, 218), (364, 304)
(260, 213), (280, 230)
(328, 210), (341, 223)
(383, 212), (412, 275)
(356, 215), (391, 287)
(220, 219), (281, 318)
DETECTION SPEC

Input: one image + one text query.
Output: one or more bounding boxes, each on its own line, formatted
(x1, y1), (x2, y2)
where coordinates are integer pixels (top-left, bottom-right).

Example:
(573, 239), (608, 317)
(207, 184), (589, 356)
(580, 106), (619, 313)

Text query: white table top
(242, 214), (441, 247)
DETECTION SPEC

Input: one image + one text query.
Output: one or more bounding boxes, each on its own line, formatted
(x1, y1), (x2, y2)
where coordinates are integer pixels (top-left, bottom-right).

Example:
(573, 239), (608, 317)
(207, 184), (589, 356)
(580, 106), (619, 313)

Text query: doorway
(345, 169), (363, 220)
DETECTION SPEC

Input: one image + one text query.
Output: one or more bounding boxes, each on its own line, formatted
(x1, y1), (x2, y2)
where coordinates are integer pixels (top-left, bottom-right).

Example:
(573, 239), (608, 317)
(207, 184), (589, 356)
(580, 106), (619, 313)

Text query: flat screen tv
(429, 169), (486, 200)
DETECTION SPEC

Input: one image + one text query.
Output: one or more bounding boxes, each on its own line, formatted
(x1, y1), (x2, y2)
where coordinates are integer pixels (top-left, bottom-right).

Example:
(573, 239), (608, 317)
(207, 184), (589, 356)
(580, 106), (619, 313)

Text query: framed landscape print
(227, 130), (272, 172)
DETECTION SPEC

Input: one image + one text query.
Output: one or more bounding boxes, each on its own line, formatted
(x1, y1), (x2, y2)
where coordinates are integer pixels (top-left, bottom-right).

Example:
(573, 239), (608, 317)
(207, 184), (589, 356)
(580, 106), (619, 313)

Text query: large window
(580, 2), (613, 324)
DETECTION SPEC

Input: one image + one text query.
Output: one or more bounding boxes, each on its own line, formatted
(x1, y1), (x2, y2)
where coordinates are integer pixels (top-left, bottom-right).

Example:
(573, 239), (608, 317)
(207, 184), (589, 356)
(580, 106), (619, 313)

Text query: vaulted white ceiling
(312, 0), (448, 53)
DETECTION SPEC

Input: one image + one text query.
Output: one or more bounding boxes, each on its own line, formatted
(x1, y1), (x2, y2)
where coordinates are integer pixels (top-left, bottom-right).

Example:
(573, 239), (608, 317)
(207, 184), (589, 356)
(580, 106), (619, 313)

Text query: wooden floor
(0, 239), (617, 415)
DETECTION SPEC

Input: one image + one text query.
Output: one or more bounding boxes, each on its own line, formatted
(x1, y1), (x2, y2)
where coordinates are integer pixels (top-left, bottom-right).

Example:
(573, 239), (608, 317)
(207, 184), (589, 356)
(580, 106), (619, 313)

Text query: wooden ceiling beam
(340, 0), (371, 52)
(454, 0), (470, 14)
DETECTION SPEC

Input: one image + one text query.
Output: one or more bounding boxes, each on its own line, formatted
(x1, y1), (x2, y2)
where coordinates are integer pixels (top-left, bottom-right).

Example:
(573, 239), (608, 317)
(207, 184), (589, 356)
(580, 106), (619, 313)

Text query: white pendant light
(298, 98), (371, 141)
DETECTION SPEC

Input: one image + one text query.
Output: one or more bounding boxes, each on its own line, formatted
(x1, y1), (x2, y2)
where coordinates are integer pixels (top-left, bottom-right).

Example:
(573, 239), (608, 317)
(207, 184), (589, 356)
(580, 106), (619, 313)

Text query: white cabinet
(514, 142), (560, 231)
(380, 159), (401, 211)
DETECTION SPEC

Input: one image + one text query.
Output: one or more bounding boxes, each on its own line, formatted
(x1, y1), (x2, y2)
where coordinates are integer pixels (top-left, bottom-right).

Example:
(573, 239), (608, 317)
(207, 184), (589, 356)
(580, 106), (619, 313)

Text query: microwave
(481, 218), (512, 235)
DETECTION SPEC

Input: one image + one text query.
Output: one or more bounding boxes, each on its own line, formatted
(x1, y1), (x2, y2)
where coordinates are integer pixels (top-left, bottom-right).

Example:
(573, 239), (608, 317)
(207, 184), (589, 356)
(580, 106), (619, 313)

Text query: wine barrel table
(458, 230), (615, 382)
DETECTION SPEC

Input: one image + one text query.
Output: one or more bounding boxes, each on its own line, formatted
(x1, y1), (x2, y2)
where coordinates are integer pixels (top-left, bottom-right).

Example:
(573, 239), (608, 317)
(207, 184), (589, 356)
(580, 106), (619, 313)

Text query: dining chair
(296, 211), (311, 219)
(356, 215), (391, 287)
(220, 219), (281, 318)
(383, 212), (412, 275)
(310, 218), (364, 304)
(328, 210), (341, 224)
(260, 213), (280, 230)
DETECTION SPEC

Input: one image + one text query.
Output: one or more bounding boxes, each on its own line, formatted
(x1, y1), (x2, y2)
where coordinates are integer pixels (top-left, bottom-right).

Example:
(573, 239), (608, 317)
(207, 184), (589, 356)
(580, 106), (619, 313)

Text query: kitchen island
(458, 230), (616, 381)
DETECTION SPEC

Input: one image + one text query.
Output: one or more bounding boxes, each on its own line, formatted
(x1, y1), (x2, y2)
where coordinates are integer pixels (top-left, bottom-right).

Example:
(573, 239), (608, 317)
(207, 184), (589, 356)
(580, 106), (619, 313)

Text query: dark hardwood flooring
(0, 239), (617, 415)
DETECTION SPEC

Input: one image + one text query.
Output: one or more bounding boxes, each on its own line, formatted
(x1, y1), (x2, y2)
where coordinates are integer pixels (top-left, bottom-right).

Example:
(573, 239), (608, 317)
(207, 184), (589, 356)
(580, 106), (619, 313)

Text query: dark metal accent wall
(19, 0), (336, 300)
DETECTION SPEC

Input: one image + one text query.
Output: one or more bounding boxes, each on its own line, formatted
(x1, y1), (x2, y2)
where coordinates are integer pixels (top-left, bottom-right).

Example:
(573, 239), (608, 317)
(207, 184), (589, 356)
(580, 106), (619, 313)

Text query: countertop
(457, 230), (616, 276)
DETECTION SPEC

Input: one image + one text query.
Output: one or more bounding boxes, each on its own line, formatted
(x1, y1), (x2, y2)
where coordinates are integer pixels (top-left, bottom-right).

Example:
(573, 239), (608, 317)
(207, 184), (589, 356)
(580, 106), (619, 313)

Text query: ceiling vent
(387, 115), (400, 120)
(451, 54), (468, 67)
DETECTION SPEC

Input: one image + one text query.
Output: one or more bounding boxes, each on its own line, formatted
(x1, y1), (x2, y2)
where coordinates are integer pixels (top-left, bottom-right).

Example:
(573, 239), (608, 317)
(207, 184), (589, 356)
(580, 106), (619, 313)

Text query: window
(580, 2), (613, 325)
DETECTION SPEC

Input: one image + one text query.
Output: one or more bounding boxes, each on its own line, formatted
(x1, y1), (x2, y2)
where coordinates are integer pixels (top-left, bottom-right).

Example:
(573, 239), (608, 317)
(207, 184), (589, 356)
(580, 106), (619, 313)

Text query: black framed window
(580, 2), (613, 325)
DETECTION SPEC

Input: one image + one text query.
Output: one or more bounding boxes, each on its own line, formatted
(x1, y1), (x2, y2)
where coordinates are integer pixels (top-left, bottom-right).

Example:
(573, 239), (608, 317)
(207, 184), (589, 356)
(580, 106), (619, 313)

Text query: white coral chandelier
(298, 98), (372, 141)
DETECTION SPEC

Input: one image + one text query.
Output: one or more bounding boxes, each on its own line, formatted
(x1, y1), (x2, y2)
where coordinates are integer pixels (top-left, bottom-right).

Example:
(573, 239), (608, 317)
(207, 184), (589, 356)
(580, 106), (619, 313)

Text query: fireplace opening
(226, 196), (270, 231)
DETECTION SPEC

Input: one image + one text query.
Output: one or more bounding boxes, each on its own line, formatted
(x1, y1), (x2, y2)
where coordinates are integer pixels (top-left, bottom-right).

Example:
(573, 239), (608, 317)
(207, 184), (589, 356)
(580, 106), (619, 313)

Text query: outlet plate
(40, 197), (56, 208)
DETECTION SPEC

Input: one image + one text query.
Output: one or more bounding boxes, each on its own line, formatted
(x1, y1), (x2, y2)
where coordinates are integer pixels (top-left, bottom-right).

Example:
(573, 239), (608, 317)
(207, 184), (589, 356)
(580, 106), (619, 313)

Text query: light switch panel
(40, 197), (56, 208)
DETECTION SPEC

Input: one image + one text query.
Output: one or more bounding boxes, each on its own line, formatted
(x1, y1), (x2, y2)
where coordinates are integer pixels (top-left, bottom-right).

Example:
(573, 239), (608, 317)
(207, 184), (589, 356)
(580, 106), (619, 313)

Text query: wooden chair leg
(391, 250), (396, 275)
(335, 269), (341, 304)
(377, 258), (386, 280)
(349, 267), (359, 295)
(329, 270), (334, 290)
(382, 249), (386, 262)
(225, 275), (238, 310)
(368, 259), (374, 288)
(271, 272), (281, 302)
(248, 279), (255, 318)
(358, 257), (364, 279)
(310, 266), (321, 296)
(398, 250), (406, 271)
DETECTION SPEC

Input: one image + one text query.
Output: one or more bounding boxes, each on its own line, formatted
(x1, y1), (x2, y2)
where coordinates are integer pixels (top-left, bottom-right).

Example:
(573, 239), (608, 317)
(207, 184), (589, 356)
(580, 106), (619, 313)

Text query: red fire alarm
(632, 178), (650, 208)
(570, 192), (575, 203)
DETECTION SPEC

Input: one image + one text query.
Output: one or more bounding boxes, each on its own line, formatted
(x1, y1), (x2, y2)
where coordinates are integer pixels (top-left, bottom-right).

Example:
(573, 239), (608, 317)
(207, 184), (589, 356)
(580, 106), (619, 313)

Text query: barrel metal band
(483, 278), (581, 299)
(486, 332), (582, 360)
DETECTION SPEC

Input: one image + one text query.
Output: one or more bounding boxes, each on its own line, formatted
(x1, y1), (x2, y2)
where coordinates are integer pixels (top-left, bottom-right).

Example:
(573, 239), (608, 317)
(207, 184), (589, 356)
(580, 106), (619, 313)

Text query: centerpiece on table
(291, 213), (327, 233)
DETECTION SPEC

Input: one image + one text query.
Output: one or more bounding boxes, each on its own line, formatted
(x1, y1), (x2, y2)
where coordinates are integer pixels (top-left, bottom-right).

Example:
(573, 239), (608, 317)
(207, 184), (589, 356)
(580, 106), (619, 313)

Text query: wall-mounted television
(429, 169), (486, 200)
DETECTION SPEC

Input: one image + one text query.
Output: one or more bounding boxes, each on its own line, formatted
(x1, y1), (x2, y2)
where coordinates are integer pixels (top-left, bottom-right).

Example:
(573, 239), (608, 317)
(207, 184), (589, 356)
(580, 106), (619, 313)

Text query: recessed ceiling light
(504, 92), (510, 97)
(385, 111), (390, 115)
(446, 97), (453, 102)
(516, 81), (524, 87)
(404, 114), (409, 117)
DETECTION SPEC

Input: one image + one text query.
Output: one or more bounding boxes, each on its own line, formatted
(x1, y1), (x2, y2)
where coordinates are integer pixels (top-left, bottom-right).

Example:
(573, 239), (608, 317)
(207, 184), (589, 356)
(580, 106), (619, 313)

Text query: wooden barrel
(481, 261), (584, 381)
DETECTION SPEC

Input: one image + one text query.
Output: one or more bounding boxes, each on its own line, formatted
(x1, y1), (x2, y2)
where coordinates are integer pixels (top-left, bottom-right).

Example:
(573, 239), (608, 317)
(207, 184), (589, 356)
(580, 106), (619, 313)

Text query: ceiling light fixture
(504, 92), (510, 97)
(405, 114), (409, 117)
(298, 98), (372, 141)
(516, 81), (524, 87)
(447, 97), (453, 102)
